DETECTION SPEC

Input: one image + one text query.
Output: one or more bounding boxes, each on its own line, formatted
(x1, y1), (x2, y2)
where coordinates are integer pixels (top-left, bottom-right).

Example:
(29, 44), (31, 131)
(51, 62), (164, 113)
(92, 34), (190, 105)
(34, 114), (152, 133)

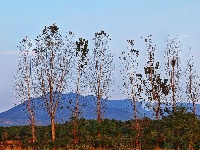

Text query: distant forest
(3, 24), (199, 149)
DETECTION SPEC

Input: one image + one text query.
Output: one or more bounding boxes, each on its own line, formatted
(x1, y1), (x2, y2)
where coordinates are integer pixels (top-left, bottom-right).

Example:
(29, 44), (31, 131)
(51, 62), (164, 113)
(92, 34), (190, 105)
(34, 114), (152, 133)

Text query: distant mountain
(0, 93), (198, 126)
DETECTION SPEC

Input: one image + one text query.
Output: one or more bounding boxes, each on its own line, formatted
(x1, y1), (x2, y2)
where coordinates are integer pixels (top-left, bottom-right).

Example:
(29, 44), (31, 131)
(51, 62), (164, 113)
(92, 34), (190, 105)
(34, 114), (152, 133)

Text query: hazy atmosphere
(0, 0), (200, 113)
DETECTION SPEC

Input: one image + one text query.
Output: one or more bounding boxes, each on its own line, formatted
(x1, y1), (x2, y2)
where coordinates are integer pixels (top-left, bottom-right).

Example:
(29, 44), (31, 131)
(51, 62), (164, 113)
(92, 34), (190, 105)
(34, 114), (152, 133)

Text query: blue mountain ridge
(0, 92), (198, 126)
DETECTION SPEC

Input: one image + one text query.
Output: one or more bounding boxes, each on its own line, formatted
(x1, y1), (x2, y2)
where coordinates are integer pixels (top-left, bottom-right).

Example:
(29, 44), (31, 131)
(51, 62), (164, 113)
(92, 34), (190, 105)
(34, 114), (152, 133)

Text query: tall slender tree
(164, 36), (182, 112)
(89, 30), (114, 138)
(119, 39), (143, 150)
(34, 24), (73, 141)
(163, 36), (183, 150)
(143, 36), (170, 150)
(71, 37), (89, 144)
(185, 48), (200, 114)
(144, 35), (169, 120)
(14, 37), (37, 142)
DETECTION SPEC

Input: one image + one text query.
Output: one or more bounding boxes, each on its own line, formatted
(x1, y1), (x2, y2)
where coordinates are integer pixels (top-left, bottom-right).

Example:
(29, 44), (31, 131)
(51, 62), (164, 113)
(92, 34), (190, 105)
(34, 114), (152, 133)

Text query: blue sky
(0, 0), (200, 112)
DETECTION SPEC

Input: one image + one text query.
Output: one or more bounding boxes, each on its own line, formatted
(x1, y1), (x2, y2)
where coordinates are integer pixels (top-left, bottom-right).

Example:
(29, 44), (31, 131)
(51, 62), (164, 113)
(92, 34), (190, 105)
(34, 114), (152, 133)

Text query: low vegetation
(0, 107), (200, 149)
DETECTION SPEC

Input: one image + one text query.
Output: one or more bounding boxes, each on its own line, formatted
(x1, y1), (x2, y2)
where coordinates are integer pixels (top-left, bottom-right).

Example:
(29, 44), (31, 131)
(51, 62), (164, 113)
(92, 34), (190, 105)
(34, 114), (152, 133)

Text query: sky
(0, 0), (200, 112)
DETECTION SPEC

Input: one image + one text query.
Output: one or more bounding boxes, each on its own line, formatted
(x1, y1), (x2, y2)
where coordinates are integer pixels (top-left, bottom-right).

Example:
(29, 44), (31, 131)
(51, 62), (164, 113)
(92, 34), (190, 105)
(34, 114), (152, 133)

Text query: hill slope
(0, 93), (198, 126)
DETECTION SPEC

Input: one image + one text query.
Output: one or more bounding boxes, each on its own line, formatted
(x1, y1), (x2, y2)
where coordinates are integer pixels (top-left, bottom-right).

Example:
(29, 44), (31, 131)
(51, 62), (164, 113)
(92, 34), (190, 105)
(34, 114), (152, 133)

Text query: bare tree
(185, 48), (200, 114)
(163, 36), (183, 150)
(144, 35), (169, 120)
(34, 24), (73, 141)
(143, 36), (170, 150)
(119, 39), (143, 150)
(14, 37), (37, 142)
(165, 36), (182, 112)
(71, 37), (89, 144)
(89, 31), (114, 138)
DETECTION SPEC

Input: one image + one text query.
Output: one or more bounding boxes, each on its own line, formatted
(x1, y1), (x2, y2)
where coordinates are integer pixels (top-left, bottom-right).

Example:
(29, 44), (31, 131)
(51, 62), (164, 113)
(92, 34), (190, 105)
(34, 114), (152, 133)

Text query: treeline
(1, 107), (200, 149)
(12, 24), (200, 149)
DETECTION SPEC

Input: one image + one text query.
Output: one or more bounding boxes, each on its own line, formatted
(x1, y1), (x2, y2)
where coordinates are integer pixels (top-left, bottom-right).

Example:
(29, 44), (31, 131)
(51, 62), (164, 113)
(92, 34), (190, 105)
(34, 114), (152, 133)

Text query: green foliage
(162, 107), (200, 149)
(1, 111), (200, 149)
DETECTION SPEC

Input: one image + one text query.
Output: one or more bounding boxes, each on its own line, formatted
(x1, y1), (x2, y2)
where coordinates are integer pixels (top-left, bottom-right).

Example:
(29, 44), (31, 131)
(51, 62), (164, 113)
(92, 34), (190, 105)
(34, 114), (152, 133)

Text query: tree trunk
(192, 97), (196, 115)
(73, 95), (78, 145)
(188, 140), (194, 150)
(177, 145), (181, 150)
(97, 64), (102, 139)
(73, 66), (80, 144)
(27, 102), (36, 142)
(171, 57), (176, 112)
(132, 77), (140, 150)
(27, 82), (36, 143)
(73, 118), (77, 144)
(175, 143), (181, 150)
(97, 95), (101, 139)
(135, 136), (140, 150)
(155, 139), (160, 150)
(30, 112), (36, 142)
(155, 103), (159, 120)
(73, 100), (78, 144)
(134, 119), (140, 150)
(51, 115), (56, 141)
